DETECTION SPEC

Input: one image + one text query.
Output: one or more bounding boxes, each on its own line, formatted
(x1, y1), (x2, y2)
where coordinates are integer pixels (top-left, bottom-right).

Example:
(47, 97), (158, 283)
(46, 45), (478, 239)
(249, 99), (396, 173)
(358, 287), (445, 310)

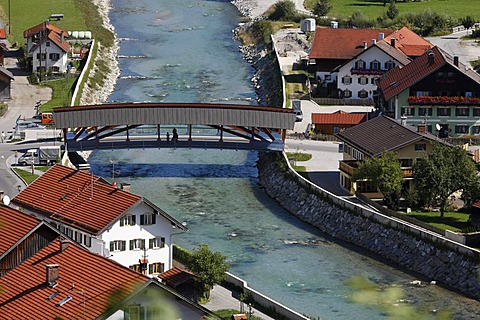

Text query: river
(87, 0), (480, 318)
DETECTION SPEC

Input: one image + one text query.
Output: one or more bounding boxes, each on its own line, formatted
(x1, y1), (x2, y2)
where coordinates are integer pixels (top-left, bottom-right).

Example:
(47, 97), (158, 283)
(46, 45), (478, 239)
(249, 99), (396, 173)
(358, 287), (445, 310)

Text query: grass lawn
(286, 152), (312, 162)
(0, 0), (88, 46)
(212, 309), (262, 320)
(304, 0), (478, 20)
(405, 210), (471, 232)
(40, 76), (78, 112)
(13, 168), (38, 185)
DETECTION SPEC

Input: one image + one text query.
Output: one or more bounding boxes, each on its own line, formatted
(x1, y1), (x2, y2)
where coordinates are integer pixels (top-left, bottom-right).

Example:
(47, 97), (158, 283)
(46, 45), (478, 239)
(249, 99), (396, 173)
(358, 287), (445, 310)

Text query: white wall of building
(31, 40), (68, 73)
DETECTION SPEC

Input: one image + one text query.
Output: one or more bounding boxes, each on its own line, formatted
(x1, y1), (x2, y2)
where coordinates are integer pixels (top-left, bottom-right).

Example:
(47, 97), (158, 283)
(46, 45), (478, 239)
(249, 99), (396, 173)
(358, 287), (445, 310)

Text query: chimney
(121, 183), (131, 193)
(427, 50), (435, 64)
(390, 38), (396, 47)
(400, 116), (407, 126)
(371, 39), (376, 45)
(363, 41), (367, 49)
(46, 264), (59, 287)
(454, 56), (459, 67)
(60, 239), (70, 252)
(378, 33), (384, 41)
(417, 122), (426, 134)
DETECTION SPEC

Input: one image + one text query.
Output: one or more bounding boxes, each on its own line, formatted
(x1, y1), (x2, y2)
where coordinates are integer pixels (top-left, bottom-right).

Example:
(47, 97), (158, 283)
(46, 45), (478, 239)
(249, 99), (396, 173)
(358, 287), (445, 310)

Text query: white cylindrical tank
(300, 18), (316, 33)
(78, 31), (85, 39)
(330, 21), (338, 29)
(84, 31), (92, 39)
(71, 31), (79, 39)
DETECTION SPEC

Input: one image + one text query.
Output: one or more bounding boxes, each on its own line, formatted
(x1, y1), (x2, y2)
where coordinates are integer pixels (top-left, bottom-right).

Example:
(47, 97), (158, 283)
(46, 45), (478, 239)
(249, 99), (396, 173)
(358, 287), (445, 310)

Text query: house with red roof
(11, 165), (187, 277)
(0, 206), (59, 276)
(0, 238), (218, 319)
(23, 21), (70, 74)
(376, 46), (480, 138)
(311, 110), (367, 135)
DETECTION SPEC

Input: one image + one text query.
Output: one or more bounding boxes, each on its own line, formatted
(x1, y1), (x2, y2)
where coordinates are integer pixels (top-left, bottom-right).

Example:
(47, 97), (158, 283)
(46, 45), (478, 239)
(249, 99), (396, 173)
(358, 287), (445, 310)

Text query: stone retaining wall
(257, 152), (480, 300)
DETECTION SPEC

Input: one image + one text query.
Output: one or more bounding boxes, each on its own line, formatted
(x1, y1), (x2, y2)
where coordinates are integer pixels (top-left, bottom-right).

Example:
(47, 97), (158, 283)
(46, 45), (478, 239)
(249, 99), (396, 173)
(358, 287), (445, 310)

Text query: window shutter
(161, 237), (165, 248)
(141, 239), (145, 250)
(140, 214), (144, 225)
(149, 264), (153, 274)
(149, 239), (153, 249)
(122, 241), (126, 251)
(342, 77), (344, 84)
(131, 215), (136, 225)
(110, 242), (114, 252)
(120, 218), (124, 227)
(152, 214), (156, 224)
(130, 240), (134, 250)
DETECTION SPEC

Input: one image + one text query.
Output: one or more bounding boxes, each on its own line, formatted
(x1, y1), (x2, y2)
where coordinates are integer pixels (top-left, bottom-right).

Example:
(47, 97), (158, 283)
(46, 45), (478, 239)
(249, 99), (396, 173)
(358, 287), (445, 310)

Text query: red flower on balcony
(350, 68), (384, 76)
(407, 96), (480, 106)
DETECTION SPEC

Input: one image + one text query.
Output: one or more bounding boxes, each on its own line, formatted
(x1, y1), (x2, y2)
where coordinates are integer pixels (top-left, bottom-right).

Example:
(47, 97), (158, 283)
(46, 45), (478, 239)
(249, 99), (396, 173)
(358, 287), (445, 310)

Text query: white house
(11, 164), (187, 277)
(336, 40), (411, 100)
(23, 22), (70, 73)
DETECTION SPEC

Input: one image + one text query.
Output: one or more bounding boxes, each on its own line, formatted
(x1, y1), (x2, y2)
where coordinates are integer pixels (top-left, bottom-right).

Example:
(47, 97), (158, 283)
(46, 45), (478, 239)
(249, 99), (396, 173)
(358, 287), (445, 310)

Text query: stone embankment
(257, 152), (480, 300)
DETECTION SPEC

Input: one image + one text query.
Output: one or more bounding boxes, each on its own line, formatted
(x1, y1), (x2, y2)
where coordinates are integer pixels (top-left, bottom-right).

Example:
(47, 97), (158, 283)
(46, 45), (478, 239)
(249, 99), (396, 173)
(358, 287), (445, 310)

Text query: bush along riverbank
(257, 152), (480, 301)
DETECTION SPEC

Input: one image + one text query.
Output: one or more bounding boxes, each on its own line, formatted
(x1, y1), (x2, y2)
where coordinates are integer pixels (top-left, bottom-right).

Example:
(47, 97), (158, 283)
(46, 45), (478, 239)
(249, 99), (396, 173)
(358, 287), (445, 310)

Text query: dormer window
(385, 61), (395, 70)
(140, 213), (156, 225)
(120, 214), (136, 226)
(355, 60), (366, 69)
(370, 60), (380, 70)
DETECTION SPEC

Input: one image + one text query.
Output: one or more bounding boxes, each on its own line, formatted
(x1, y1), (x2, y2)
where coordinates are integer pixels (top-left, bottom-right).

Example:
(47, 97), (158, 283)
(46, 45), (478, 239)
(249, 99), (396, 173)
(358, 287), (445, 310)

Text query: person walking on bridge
(172, 128), (178, 142)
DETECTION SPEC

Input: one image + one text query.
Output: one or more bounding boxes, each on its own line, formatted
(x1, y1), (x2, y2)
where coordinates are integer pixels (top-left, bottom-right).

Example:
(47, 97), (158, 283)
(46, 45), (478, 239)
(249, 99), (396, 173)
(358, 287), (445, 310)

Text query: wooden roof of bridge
(53, 103), (296, 129)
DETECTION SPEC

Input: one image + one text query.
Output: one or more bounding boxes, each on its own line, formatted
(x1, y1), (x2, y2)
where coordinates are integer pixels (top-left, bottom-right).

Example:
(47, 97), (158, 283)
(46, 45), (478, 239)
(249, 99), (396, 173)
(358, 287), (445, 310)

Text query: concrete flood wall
(257, 152), (480, 300)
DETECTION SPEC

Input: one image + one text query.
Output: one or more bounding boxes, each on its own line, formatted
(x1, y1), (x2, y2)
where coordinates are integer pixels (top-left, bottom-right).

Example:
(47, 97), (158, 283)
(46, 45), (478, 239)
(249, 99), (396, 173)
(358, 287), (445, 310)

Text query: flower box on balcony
(350, 68), (384, 76)
(407, 96), (480, 106)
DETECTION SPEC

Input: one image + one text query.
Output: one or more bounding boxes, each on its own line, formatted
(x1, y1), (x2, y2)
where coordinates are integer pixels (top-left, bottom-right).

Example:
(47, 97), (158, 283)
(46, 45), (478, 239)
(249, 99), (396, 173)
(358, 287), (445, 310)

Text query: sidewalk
(206, 285), (275, 320)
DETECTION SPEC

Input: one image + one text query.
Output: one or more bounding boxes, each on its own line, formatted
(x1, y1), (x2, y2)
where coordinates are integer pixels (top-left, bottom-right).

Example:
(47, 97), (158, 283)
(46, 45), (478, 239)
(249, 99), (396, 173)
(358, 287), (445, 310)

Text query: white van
(291, 100), (303, 122)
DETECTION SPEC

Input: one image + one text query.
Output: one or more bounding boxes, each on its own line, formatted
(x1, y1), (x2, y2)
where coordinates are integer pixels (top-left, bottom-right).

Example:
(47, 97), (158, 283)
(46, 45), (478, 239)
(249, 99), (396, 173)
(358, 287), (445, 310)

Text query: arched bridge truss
(53, 103), (296, 152)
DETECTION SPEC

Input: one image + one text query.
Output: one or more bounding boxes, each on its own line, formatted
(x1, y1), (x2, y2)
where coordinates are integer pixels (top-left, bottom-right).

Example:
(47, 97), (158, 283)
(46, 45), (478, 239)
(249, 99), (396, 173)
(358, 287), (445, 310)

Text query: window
(437, 107), (451, 116)
(84, 235), (92, 247)
(49, 53), (60, 60)
(129, 264), (142, 272)
(416, 91), (432, 97)
(46, 41), (50, 47)
(418, 107), (432, 116)
(130, 239), (145, 250)
(75, 231), (83, 244)
(370, 60), (380, 70)
(355, 60), (365, 69)
(342, 76), (351, 85)
(473, 108), (480, 116)
(399, 158), (413, 168)
(149, 237), (165, 249)
(36, 53), (47, 60)
(401, 107), (414, 116)
(466, 92), (473, 97)
(358, 90), (368, 98)
(358, 77), (368, 85)
(140, 213), (156, 225)
(415, 143), (426, 151)
(149, 262), (165, 275)
(385, 61), (395, 70)
(455, 108), (469, 117)
(455, 125), (468, 134)
(343, 89), (352, 98)
(120, 214), (136, 226)
(473, 126), (480, 134)
(126, 305), (144, 320)
(66, 228), (73, 238)
(324, 74), (332, 81)
(110, 240), (126, 252)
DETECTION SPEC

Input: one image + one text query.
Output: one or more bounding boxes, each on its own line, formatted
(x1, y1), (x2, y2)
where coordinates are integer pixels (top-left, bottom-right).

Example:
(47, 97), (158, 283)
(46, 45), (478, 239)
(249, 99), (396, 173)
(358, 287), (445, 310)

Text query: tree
(386, 1), (399, 20)
(413, 143), (479, 217)
(188, 244), (229, 300)
(314, 0), (333, 17)
(461, 16), (475, 29)
(352, 151), (404, 210)
(268, 0), (297, 21)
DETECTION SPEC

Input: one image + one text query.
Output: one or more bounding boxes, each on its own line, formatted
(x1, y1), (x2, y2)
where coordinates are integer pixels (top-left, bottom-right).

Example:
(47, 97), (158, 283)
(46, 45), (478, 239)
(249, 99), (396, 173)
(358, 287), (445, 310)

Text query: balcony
(340, 160), (414, 177)
(408, 96), (480, 106)
(350, 68), (384, 76)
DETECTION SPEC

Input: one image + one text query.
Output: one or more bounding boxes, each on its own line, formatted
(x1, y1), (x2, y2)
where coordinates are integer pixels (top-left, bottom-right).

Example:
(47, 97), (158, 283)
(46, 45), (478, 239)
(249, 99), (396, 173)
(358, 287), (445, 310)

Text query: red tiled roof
(158, 267), (195, 287)
(378, 46), (447, 101)
(310, 28), (394, 59)
(383, 27), (433, 57)
(12, 165), (142, 235)
(0, 29), (6, 39)
(0, 238), (149, 318)
(48, 31), (70, 52)
(312, 110), (366, 125)
(0, 206), (41, 257)
(23, 22), (68, 39)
